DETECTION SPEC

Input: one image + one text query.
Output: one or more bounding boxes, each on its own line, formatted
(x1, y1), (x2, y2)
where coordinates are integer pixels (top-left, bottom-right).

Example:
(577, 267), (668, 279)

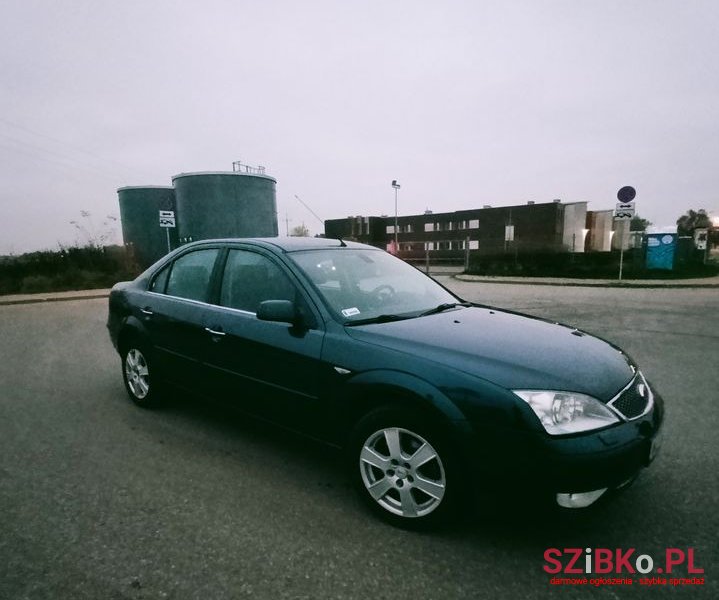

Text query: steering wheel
(369, 284), (396, 305)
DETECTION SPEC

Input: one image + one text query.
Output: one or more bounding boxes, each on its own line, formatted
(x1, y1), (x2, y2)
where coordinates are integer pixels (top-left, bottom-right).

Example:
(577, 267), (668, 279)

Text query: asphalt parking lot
(1, 281), (717, 599)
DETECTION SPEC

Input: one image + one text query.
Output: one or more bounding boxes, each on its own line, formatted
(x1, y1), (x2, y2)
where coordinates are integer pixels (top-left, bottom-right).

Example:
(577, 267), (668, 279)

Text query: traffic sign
(159, 210), (176, 228)
(614, 208), (635, 220)
(615, 186), (637, 282)
(617, 186), (636, 203)
(614, 186), (636, 222)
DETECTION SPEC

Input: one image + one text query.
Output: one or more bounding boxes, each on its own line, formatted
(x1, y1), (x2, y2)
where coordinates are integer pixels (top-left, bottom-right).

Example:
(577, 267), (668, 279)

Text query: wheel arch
(116, 316), (151, 355)
(334, 370), (472, 447)
(342, 371), (475, 526)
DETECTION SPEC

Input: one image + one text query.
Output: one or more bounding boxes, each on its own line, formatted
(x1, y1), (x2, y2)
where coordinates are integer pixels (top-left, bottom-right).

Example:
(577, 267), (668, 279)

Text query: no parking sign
(159, 210), (176, 228)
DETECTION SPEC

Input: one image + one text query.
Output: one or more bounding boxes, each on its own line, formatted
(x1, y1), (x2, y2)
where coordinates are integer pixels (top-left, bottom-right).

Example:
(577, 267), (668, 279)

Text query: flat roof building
(325, 200), (592, 260)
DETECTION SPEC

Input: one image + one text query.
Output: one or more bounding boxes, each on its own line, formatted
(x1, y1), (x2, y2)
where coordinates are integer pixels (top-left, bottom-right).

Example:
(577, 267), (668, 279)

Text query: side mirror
(257, 300), (298, 325)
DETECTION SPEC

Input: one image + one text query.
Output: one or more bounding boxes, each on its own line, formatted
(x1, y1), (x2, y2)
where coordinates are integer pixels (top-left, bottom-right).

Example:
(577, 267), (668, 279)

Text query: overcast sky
(1, 0), (717, 253)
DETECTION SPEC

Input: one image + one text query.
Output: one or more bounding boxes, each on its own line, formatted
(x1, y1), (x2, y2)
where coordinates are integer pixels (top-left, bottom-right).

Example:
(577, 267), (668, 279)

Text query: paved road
(0, 283), (717, 599)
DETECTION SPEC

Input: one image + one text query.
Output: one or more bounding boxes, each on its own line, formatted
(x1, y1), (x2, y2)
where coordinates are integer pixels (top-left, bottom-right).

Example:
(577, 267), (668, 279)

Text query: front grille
(609, 375), (652, 420)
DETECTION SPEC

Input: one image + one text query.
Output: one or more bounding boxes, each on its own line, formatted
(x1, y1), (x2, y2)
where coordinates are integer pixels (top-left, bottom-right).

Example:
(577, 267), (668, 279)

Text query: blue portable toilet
(646, 233), (677, 270)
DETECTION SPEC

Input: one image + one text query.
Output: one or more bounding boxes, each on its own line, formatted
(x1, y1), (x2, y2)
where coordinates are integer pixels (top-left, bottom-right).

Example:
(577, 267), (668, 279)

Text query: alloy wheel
(359, 427), (446, 518)
(125, 349), (150, 400)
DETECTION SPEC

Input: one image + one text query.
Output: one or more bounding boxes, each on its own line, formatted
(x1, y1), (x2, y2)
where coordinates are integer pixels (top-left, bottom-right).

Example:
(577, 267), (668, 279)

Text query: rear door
(142, 246), (222, 391)
(202, 247), (326, 428)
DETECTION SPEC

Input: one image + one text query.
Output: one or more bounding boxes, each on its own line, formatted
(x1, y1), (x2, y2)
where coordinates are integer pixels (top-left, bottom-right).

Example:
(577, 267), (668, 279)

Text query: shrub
(0, 245), (140, 295)
(466, 249), (718, 279)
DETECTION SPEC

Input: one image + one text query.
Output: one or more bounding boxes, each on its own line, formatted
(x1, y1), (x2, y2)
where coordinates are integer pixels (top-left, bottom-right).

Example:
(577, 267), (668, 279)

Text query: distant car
(107, 238), (664, 526)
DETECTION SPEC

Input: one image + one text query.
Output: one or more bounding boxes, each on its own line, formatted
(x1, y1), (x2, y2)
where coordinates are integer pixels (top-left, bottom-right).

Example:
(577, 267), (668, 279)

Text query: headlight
(513, 390), (620, 435)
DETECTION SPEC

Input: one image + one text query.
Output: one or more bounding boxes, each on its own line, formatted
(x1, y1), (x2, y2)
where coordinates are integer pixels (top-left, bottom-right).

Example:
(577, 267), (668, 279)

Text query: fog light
(556, 488), (608, 508)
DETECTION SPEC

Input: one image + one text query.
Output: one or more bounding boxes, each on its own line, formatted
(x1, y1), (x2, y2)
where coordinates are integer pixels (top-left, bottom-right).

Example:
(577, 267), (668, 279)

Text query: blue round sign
(617, 186), (636, 203)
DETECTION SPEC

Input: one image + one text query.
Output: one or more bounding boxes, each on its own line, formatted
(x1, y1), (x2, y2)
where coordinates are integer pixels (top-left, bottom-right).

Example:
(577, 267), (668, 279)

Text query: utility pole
(284, 212), (291, 237)
(392, 180), (401, 253)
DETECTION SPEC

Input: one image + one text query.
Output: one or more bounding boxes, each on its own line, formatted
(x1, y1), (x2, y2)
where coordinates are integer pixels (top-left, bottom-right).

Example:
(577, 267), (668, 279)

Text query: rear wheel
(121, 344), (160, 407)
(350, 408), (461, 527)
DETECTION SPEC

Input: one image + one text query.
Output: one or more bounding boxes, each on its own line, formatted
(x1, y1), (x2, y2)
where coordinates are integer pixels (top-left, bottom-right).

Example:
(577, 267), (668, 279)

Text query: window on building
(469, 240), (479, 250)
(424, 223), (434, 232)
(386, 225), (395, 234)
(469, 219), (479, 229)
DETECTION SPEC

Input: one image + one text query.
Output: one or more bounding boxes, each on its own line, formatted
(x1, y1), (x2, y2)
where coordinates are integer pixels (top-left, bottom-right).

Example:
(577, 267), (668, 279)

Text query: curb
(2, 275), (718, 306)
(452, 275), (719, 289)
(0, 292), (110, 307)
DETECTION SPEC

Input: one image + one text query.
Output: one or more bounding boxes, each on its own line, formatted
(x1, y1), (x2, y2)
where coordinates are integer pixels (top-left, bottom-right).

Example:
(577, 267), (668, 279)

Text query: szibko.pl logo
(544, 548), (705, 587)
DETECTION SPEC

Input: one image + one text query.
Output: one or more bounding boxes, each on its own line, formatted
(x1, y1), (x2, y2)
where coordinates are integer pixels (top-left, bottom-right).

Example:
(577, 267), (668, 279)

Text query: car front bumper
(540, 389), (664, 495)
(467, 389), (665, 505)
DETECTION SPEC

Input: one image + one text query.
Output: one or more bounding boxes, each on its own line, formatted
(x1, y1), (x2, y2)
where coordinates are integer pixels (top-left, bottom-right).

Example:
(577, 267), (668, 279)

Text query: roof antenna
(338, 237), (347, 247)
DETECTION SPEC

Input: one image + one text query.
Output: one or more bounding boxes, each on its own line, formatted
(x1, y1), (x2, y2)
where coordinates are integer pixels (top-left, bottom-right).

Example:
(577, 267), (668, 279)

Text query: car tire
(349, 407), (463, 528)
(121, 342), (161, 408)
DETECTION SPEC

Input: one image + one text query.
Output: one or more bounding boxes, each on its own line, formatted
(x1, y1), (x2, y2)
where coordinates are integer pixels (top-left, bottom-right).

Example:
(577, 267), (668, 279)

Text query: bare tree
(290, 223), (310, 237)
(69, 212), (118, 248)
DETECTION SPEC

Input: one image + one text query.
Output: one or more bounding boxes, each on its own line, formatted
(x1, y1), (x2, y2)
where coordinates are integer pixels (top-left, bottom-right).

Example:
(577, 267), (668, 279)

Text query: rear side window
(150, 264), (170, 293)
(166, 248), (219, 302)
(220, 250), (296, 313)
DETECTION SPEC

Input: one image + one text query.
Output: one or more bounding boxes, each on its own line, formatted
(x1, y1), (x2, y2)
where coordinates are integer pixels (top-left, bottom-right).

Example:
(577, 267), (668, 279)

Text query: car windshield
(289, 248), (460, 324)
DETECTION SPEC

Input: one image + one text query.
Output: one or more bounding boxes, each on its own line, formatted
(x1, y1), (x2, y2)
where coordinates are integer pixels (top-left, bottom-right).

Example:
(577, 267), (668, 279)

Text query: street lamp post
(392, 180), (401, 253)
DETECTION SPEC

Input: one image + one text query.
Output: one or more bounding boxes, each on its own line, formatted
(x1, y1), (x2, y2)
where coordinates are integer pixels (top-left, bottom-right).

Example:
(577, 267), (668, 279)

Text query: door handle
(140, 307), (154, 316)
(204, 327), (226, 337)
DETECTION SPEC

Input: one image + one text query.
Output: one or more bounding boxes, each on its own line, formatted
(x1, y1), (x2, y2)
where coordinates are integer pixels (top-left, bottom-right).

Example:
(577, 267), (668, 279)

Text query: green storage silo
(171, 171), (278, 242)
(117, 186), (177, 268)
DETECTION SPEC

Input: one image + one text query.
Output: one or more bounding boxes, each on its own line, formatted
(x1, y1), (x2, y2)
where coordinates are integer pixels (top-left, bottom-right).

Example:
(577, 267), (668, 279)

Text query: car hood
(345, 306), (634, 402)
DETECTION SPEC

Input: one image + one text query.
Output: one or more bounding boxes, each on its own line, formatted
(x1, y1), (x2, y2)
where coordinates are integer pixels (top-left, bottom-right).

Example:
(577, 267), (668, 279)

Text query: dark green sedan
(108, 237), (664, 526)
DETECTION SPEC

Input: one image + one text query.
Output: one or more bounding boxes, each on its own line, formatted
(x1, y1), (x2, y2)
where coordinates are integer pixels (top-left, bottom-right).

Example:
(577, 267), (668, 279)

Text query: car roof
(185, 237), (377, 252)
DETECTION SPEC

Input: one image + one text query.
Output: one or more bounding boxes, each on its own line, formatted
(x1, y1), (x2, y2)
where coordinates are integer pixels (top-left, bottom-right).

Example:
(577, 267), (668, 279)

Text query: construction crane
(294, 194), (325, 227)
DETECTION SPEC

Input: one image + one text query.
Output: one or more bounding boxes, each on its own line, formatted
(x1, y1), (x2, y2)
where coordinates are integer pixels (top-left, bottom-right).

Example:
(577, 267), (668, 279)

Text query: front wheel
(350, 409), (461, 527)
(121, 345), (160, 407)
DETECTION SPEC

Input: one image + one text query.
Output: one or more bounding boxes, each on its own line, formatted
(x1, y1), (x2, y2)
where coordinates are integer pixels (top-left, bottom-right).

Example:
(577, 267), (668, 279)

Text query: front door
(203, 248), (325, 429)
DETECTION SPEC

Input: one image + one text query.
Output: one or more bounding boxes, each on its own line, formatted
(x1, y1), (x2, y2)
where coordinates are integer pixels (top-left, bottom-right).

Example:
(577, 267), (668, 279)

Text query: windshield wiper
(418, 302), (472, 317)
(345, 314), (413, 326)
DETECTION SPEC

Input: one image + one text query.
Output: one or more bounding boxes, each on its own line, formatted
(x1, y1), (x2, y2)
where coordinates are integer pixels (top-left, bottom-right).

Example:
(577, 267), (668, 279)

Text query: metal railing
(232, 161), (266, 175)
